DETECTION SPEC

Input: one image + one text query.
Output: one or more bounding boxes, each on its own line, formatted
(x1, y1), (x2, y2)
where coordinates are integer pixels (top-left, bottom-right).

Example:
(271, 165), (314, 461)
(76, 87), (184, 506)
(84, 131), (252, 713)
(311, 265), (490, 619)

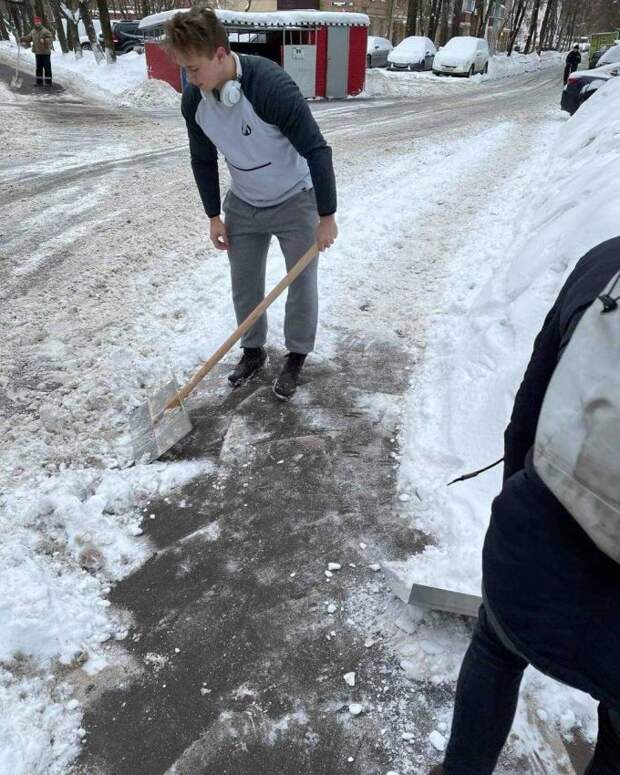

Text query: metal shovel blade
(130, 378), (192, 464)
(10, 72), (22, 89)
(407, 583), (482, 619)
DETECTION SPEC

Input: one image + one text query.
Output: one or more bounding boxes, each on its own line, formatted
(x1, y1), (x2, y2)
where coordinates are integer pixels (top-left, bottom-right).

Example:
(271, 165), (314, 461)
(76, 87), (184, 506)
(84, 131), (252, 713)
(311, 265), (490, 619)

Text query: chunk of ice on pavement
(343, 672), (356, 687)
(349, 703), (363, 716)
(328, 562), (342, 571)
(429, 730), (446, 751)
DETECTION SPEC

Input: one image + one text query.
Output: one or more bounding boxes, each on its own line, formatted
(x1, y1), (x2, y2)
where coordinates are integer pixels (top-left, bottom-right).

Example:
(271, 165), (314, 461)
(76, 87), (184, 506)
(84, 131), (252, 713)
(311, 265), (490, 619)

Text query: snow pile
(0, 668), (82, 775)
(0, 458), (211, 772)
(395, 77), (620, 742)
(364, 51), (564, 98)
(488, 49), (564, 78)
(0, 40), (147, 102)
(119, 78), (181, 107)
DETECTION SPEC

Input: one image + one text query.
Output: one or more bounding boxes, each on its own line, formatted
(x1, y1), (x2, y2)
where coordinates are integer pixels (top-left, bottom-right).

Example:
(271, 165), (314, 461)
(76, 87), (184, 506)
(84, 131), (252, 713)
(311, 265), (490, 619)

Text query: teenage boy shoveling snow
(166, 6), (338, 400)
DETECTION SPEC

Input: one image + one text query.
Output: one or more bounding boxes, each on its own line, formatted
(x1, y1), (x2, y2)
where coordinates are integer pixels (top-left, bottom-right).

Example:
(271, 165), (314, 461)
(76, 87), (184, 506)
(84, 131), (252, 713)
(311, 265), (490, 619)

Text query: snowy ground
(1, 51), (614, 774)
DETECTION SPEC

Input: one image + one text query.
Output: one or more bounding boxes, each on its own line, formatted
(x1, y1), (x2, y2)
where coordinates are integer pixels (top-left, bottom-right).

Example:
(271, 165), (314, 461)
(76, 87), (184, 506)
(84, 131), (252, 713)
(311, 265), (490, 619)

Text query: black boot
(273, 353), (306, 400)
(228, 347), (266, 388)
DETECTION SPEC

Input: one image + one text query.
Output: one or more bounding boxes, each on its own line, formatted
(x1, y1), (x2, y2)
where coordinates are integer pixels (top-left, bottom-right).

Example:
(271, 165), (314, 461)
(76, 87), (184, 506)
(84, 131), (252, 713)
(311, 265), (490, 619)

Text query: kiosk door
(326, 26), (349, 98)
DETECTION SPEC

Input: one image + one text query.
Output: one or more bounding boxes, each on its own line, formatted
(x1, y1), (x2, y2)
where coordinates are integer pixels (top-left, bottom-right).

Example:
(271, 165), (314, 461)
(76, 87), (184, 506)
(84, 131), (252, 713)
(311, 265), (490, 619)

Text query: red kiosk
(139, 9), (369, 98)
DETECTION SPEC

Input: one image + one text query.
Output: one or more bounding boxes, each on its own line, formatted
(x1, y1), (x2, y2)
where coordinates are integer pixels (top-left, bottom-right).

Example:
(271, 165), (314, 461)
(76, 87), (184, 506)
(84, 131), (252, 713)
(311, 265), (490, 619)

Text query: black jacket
(484, 237), (620, 709)
(565, 49), (581, 70)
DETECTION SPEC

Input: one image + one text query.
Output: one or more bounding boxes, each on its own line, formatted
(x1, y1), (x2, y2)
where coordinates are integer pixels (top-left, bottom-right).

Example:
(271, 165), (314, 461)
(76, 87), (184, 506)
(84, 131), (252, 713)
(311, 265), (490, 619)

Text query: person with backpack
(165, 6), (338, 400)
(564, 44), (582, 85)
(429, 236), (620, 775)
(21, 16), (54, 87)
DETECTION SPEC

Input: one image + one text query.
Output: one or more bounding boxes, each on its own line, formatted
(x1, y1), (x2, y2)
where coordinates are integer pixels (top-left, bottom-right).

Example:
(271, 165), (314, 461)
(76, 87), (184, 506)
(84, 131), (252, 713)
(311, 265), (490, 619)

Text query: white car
(387, 36), (436, 71)
(597, 42), (620, 66)
(367, 36), (393, 68)
(61, 18), (102, 50)
(433, 36), (490, 77)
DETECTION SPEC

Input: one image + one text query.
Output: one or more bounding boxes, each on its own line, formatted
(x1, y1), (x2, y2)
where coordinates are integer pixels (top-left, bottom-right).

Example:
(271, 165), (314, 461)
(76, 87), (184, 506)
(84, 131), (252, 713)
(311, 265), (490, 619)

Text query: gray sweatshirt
(181, 54), (337, 218)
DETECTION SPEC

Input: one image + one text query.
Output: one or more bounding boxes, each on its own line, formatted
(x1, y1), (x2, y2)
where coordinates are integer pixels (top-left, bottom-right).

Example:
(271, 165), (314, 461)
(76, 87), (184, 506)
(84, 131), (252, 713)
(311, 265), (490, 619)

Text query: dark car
(98, 21), (146, 55)
(561, 62), (620, 115)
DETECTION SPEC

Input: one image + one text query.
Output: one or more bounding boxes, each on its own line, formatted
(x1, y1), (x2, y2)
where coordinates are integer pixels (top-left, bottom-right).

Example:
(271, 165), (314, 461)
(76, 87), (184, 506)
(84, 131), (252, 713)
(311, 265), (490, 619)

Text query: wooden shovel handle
(166, 243), (320, 410)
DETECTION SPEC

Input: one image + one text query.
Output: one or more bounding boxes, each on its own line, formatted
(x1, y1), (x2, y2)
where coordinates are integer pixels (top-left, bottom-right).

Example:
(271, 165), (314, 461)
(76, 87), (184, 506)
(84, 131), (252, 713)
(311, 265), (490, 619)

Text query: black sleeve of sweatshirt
(502, 236), (620, 481)
(243, 57), (337, 217)
(181, 86), (222, 218)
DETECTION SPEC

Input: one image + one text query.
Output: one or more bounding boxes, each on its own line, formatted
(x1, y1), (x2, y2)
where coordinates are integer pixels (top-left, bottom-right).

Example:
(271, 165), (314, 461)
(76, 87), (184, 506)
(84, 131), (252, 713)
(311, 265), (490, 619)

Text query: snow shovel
(10, 41), (23, 89)
(130, 243), (320, 464)
(383, 562), (482, 618)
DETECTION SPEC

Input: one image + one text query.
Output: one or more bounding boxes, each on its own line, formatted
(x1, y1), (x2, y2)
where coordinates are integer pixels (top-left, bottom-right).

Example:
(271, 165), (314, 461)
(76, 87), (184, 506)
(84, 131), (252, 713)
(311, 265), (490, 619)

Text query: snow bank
(395, 77), (620, 743)
(119, 78), (181, 108)
(363, 51), (564, 98)
(0, 40), (147, 103)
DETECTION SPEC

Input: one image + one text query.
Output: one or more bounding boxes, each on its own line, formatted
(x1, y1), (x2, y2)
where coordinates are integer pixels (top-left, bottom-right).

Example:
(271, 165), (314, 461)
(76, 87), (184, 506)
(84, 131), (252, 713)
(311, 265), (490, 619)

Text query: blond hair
(165, 6), (230, 58)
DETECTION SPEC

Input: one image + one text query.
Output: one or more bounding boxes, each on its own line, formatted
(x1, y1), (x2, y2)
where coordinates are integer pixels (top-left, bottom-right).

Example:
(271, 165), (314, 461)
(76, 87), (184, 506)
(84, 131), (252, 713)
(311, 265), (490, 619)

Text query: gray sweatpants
(223, 188), (319, 355)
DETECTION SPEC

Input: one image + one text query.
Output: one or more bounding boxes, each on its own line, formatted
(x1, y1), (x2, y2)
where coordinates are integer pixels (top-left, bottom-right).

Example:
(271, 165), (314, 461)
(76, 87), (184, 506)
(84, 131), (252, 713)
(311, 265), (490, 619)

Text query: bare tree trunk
(524, 0), (541, 53)
(427, 0), (442, 40)
(439, 0), (449, 45)
(472, 0), (483, 34)
(538, 0), (554, 50)
(96, 0), (115, 62)
(451, 0), (463, 38)
(406, 0), (418, 37)
(6, 0), (24, 37)
(0, 5), (9, 39)
(78, 0), (104, 60)
(386, 0), (396, 41)
(63, 0), (81, 55)
(49, 0), (68, 51)
(507, 0), (528, 54)
(477, 0), (494, 37)
(19, 1), (30, 30)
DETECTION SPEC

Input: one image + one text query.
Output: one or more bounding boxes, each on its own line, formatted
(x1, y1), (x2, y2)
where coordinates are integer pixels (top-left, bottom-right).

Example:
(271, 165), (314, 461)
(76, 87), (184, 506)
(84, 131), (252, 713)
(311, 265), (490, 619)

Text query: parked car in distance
(387, 36), (436, 71)
(433, 36), (489, 76)
(576, 36), (590, 53)
(98, 21), (146, 55)
(597, 42), (620, 66)
(367, 36), (393, 68)
(561, 61), (620, 115)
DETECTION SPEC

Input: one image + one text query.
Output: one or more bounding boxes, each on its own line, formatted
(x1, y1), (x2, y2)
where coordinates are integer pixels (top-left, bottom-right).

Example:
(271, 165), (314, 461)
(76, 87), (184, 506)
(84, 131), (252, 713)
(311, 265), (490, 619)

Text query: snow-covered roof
(139, 8), (369, 31)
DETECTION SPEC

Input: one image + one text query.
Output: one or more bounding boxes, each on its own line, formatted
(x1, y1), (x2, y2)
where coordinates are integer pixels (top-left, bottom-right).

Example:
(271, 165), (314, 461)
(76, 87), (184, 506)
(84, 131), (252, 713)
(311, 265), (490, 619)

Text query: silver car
(367, 36), (393, 68)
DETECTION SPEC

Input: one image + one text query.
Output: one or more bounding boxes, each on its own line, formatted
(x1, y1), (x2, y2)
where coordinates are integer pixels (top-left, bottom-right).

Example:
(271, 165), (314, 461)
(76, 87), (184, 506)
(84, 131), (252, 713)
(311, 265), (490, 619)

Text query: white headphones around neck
(218, 52), (242, 107)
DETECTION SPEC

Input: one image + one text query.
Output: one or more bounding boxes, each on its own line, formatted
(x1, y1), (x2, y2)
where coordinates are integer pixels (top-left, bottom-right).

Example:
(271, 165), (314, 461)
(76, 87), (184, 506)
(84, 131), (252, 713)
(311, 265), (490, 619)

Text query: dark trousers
(35, 54), (52, 85)
(443, 606), (620, 774)
(563, 63), (577, 84)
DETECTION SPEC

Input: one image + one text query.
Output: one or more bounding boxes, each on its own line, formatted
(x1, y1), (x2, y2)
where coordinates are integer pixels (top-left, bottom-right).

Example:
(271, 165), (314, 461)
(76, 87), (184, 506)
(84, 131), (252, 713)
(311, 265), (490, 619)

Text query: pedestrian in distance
(165, 5), (338, 400)
(21, 15), (54, 87)
(564, 43), (582, 85)
(429, 237), (620, 775)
